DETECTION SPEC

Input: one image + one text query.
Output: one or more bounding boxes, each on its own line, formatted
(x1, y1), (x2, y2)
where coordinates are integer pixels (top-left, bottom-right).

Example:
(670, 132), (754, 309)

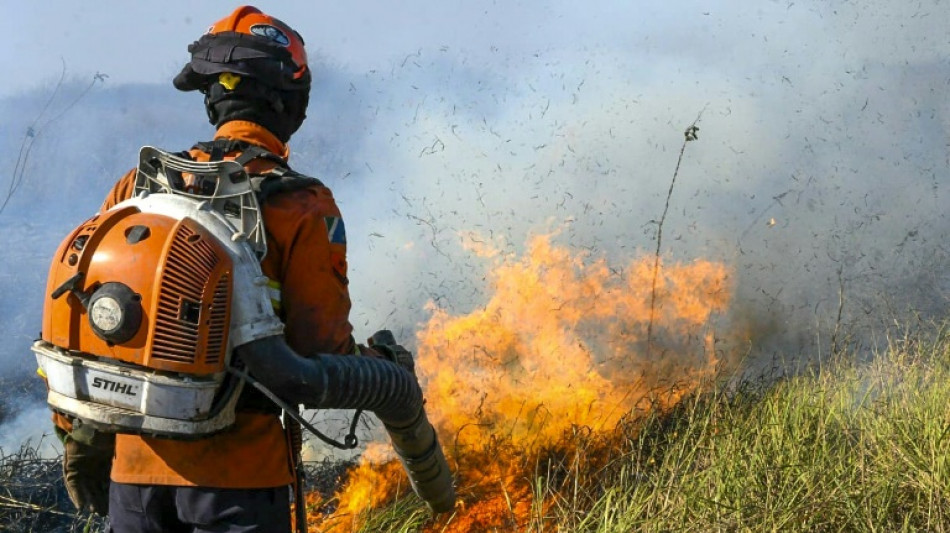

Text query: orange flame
(313, 443), (406, 532)
(312, 232), (734, 530)
(422, 233), (731, 446)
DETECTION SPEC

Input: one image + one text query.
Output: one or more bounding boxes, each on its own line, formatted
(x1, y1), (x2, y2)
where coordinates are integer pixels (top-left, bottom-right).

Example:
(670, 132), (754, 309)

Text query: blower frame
(35, 148), (282, 437)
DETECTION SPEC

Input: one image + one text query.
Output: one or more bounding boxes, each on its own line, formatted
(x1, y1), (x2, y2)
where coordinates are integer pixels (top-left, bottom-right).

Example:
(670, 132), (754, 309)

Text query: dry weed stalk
(647, 109), (706, 358)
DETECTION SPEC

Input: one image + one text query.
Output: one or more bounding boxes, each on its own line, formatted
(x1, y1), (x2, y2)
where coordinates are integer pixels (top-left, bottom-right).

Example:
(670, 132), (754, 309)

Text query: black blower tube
(233, 336), (456, 513)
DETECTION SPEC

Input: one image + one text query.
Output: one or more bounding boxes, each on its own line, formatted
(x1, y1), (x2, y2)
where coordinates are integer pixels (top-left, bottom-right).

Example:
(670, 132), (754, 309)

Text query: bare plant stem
(0, 495), (76, 517)
(1, 63), (104, 216)
(831, 265), (845, 356)
(646, 109), (705, 358)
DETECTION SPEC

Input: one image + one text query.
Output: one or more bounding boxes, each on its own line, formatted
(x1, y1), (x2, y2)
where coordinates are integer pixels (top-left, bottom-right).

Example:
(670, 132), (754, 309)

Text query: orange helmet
(174, 5), (310, 93)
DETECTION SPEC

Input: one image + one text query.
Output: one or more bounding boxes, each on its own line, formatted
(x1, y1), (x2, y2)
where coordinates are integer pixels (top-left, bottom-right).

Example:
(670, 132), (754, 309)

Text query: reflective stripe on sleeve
(266, 278), (282, 314)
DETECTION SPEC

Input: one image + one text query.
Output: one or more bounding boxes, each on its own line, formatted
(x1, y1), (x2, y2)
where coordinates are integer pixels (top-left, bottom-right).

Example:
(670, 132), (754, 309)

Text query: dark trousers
(108, 482), (291, 533)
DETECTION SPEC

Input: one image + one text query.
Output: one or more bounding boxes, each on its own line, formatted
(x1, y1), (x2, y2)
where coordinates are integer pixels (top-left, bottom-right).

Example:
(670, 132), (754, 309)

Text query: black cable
(227, 366), (361, 450)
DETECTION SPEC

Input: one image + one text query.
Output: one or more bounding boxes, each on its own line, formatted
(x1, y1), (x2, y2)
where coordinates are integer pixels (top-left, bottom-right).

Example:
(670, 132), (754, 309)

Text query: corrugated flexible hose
(233, 336), (456, 513)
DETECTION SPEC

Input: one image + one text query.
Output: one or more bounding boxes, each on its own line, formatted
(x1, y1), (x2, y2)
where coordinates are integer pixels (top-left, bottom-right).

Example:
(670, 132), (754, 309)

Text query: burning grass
(305, 232), (950, 531)
(310, 233), (738, 530)
(308, 321), (950, 532)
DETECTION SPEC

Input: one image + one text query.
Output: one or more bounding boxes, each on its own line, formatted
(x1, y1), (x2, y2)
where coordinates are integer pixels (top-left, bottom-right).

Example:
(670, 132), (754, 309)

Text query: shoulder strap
(192, 139), (244, 162)
(191, 140), (325, 204)
(253, 167), (325, 204)
(192, 140), (285, 166)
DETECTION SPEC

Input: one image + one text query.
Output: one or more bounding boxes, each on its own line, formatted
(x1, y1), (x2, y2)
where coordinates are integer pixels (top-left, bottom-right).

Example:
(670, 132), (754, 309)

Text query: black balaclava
(202, 76), (309, 143)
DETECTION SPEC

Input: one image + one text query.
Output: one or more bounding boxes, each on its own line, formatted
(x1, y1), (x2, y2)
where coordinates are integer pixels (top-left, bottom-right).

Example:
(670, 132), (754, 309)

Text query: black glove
(367, 330), (415, 376)
(57, 424), (114, 515)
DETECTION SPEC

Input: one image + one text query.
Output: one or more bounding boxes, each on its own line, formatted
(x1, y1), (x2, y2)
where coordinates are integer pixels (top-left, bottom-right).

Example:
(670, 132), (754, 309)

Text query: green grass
(348, 322), (950, 532)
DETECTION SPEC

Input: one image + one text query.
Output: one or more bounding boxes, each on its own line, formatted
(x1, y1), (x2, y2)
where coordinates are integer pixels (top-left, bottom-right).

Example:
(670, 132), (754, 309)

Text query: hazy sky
(1, 0), (721, 96)
(8, 1), (946, 97)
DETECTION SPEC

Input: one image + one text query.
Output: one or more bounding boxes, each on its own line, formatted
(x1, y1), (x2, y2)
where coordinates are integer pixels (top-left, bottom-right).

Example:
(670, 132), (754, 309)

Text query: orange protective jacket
(97, 121), (357, 488)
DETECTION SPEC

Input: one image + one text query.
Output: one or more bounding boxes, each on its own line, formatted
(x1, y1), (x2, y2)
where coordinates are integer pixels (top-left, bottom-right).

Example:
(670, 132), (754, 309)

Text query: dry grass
(0, 442), (106, 533)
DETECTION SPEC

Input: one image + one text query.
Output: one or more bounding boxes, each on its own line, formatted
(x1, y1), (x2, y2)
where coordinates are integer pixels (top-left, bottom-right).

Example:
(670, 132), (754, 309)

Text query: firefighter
(55, 6), (377, 531)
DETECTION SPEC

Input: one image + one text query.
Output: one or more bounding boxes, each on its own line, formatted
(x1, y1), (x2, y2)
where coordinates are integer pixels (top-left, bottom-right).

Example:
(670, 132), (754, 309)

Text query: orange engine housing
(42, 204), (234, 376)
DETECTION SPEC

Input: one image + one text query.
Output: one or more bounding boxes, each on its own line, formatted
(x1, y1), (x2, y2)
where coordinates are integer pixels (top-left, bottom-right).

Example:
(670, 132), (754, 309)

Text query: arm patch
(324, 216), (347, 245)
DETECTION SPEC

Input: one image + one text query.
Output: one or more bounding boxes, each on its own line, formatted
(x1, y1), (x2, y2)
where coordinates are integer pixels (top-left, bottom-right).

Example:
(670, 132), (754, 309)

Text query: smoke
(0, 0), (947, 449)
(333, 35), (949, 358)
(0, 404), (60, 459)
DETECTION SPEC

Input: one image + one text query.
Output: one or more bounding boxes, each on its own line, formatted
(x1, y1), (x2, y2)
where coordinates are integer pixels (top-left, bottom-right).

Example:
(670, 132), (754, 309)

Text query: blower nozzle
(234, 336), (457, 513)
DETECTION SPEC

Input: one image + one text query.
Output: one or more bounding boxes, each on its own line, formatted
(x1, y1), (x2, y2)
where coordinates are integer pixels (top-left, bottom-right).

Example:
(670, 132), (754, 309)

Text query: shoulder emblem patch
(324, 216), (346, 245)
